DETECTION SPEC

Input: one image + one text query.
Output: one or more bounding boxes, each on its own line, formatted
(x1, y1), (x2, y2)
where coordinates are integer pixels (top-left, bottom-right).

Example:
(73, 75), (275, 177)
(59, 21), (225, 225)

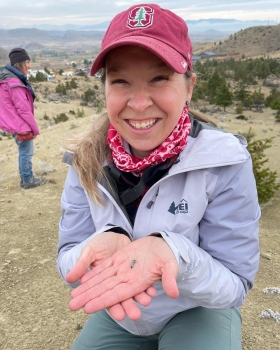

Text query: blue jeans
(14, 138), (34, 184)
(71, 307), (242, 350)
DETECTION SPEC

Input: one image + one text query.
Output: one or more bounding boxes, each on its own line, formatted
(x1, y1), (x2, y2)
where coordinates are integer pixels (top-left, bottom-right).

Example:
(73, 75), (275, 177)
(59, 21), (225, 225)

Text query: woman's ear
(186, 73), (197, 102)
(191, 73), (197, 85)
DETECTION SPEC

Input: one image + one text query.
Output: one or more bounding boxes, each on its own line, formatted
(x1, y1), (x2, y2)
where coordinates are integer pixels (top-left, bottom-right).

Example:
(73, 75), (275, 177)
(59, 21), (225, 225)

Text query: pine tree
(70, 78), (78, 89)
(168, 202), (176, 214)
(207, 71), (225, 103)
(251, 88), (265, 105)
(234, 82), (251, 107)
(241, 128), (280, 203)
(35, 72), (46, 82)
(215, 82), (233, 112)
(135, 7), (146, 25)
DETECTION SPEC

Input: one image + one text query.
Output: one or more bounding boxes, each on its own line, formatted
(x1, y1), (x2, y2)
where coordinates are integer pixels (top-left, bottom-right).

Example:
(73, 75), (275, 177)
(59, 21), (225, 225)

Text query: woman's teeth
(129, 119), (157, 129)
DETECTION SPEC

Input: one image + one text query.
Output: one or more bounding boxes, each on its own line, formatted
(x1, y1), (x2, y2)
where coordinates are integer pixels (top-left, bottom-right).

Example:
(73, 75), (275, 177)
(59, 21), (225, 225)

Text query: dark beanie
(9, 48), (30, 65)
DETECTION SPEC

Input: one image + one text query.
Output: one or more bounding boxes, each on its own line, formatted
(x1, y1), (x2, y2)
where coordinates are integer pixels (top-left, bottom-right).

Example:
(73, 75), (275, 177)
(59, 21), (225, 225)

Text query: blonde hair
(67, 70), (216, 205)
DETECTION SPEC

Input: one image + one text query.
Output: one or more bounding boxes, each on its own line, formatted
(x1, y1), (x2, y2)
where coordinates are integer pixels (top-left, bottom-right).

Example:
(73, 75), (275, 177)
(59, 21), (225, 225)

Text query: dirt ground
(0, 102), (280, 350)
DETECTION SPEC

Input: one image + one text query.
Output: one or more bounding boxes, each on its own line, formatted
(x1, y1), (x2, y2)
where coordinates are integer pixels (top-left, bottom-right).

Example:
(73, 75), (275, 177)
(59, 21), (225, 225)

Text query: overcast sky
(1, 0), (280, 28)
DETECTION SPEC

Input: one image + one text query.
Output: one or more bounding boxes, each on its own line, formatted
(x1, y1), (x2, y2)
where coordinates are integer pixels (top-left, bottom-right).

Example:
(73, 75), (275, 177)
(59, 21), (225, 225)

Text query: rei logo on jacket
(168, 199), (188, 215)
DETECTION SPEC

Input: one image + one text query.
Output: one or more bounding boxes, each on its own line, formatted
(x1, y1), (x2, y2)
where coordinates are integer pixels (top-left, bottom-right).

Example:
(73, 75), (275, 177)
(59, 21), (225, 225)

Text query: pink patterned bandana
(107, 107), (191, 175)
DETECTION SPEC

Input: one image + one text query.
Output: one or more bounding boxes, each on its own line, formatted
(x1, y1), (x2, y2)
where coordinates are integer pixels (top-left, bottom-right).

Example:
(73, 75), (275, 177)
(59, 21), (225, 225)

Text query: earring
(185, 101), (190, 106)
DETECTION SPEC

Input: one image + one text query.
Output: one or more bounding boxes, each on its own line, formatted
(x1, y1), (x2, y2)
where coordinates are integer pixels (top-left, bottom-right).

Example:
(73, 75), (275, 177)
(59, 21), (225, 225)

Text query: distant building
(199, 51), (216, 59)
(62, 70), (74, 76)
(28, 69), (47, 79)
(192, 51), (218, 64)
(192, 55), (202, 63)
(47, 75), (55, 82)
(27, 69), (54, 81)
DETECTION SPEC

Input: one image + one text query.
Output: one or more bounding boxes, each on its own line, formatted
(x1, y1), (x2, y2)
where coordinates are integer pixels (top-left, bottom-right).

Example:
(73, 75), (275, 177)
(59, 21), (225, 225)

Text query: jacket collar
(170, 125), (249, 174)
(4, 64), (35, 100)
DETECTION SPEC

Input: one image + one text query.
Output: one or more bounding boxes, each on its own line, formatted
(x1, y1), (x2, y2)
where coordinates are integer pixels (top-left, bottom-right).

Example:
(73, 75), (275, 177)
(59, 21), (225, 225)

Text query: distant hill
(0, 27), (229, 51)
(193, 24), (280, 59)
(187, 18), (277, 32)
(189, 29), (230, 44)
(1, 23), (280, 60)
(0, 28), (105, 50)
(6, 18), (276, 32)
(25, 42), (46, 50)
(61, 30), (104, 42)
(0, 47), (9, 62)
(0, 28), (59, 47)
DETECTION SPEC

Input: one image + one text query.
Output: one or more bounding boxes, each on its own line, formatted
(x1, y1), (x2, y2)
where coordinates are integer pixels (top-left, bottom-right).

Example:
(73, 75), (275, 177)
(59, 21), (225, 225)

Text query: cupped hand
(66, 231), (157, 320)
(68, 236), (179, 315)
(66, 231), (131, 283)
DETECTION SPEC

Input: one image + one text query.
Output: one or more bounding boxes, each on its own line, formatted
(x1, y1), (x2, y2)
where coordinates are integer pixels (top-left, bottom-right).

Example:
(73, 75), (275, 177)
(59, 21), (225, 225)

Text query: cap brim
(90, 36), (189, 76)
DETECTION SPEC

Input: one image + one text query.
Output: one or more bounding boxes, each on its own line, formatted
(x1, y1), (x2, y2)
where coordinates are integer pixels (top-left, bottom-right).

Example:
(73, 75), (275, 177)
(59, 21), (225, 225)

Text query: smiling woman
(56, 3), (260, 350)
(104, 46), (195, 158)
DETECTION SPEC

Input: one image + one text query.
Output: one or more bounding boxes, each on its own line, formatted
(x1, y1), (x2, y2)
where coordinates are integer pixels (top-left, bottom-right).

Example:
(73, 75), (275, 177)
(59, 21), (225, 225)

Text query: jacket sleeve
(154, 156), (260, 309)
(10, 86), (39, 135)
(56, 165), (130, 288)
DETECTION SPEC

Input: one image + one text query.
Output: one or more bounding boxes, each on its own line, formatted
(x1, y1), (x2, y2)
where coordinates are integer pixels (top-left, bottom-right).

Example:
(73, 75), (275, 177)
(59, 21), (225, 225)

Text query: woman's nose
(127, 88), (153, 112)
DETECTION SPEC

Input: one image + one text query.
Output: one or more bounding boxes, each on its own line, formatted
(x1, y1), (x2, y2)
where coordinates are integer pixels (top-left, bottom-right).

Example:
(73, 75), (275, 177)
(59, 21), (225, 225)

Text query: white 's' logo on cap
(127, 6), (154, 29)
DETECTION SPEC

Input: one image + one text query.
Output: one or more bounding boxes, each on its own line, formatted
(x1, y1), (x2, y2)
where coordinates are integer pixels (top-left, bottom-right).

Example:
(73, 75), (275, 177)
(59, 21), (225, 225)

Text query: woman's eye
(112, 79), (126, 84)
(153, 76), (168, 82)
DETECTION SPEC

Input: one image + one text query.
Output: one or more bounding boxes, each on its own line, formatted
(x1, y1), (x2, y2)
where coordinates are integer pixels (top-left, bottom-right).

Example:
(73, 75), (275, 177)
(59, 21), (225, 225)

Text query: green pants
(71, 307), (242, 350)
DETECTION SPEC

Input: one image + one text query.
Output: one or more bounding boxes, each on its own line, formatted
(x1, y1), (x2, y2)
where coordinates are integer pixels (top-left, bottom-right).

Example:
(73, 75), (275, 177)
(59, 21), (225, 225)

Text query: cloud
(1, 0), (280, 28)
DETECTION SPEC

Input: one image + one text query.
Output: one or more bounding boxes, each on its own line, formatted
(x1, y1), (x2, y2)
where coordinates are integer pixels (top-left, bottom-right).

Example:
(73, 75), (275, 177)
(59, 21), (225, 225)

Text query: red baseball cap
(90, 3), (192, 75)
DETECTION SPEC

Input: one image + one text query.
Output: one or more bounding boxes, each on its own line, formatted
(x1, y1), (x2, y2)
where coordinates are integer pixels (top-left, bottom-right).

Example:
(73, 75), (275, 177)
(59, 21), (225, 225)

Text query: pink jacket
(0, 77), (39, 135)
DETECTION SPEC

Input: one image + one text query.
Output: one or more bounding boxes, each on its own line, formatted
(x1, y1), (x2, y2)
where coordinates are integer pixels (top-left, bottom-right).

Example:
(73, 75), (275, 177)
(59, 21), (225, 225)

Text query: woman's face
(105, 46), (195, 158)
(20, 60), (31, 75)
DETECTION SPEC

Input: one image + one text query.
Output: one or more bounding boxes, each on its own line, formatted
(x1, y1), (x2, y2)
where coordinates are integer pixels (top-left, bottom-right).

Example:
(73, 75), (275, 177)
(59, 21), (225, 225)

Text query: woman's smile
(127, 118), (158, 130)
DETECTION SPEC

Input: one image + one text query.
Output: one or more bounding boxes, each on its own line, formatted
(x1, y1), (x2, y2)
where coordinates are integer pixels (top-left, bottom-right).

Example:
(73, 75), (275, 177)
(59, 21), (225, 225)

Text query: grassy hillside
(193, 24), (280, 59)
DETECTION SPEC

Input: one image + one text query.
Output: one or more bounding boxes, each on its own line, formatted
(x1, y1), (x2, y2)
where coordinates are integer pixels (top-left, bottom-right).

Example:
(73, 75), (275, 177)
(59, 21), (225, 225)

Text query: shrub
(76, 107), (85, 118)
(28, 75), (36, 83)
(43, 112), (50, 120)
(82, 88), (96, 103)
(270, 98), (280, 110)
(275, 111), (280, 123)
(55, 83), (67, 95)
(76, 70), (87, 77)
(240, 128), (280, 203)
(236, 115), (248, 120)
(53, 113), (69, 124)
(236, 102), (243, 114)
(70, 78), (78, 89)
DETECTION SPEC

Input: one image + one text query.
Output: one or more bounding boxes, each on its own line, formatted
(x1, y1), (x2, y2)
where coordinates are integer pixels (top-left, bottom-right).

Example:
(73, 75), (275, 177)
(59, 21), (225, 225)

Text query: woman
(57, 4), (260, 349)
(0, 48), (46, 189)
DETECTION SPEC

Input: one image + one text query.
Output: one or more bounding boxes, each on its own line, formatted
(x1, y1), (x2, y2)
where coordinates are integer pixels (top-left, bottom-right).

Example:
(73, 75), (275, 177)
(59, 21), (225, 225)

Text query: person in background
(56, 4), (260, 349)
(0, 48), (46, 189)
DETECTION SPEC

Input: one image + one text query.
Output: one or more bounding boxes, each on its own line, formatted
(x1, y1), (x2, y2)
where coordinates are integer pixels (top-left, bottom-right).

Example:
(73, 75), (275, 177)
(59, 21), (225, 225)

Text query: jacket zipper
(147, 187), (159, 209)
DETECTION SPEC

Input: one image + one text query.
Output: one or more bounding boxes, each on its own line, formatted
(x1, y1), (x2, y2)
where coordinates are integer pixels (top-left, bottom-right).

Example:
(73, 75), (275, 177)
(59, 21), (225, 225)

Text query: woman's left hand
(106, 286), (157, 321)
(68, 236), (179, 315)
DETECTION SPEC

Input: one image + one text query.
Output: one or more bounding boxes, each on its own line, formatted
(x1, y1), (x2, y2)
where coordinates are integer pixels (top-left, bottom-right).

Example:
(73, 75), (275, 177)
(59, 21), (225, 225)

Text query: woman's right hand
(66, 231), (157, 320)
(66, 231), (131, 284)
